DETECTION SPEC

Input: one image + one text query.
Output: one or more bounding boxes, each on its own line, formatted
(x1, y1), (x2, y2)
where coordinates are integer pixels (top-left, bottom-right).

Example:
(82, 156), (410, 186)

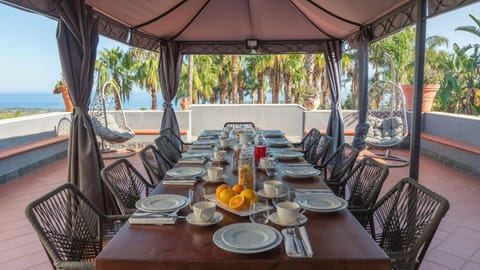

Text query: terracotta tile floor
(0, 150), (479, 269)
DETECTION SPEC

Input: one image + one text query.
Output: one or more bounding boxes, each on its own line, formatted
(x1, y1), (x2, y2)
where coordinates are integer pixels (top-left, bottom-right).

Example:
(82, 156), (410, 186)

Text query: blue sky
(0, 2), (478, 93)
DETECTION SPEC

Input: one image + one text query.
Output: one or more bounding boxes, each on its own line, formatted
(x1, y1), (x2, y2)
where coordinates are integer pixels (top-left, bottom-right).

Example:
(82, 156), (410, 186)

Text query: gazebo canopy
(3, 0), (477, 53)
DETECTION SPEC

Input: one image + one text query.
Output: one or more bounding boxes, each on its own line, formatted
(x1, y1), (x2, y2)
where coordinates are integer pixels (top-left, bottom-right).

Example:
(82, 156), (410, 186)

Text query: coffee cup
(263, 180), (282, 197)
(259, 157), (273, 169)
(214, 150), (227, 161)
(220, 139), (230, 148)
(207, 166), (223, 180)
(276, 201), (305, 225)
(193, 201), (216, 222)
(239, 133), (249, 145)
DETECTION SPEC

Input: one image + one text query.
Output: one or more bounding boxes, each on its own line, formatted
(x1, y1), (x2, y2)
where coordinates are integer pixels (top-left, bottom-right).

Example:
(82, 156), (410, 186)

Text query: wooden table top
(96, 133), (390, 270)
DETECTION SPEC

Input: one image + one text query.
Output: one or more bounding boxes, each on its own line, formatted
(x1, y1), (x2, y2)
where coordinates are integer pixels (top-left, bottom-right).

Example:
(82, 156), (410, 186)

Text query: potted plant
(302, 87), (320, 111)
(53, 79), (73, 112)
(180, 97), (191, 111)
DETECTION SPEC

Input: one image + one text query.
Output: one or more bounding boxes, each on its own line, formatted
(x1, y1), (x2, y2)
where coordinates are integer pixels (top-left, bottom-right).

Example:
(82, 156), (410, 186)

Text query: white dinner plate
(269, 213), (308, 227)
(282, 167), (320, 178)
(193, 139), (217, 145)
(273, 151), (304, 161)
(221, 223), (277, 250)
(294, 194), (348, 213)
(267, 138), (290, 147)
(213, 223), (282, 254)
(135, 194), (189, 213)
(186, 212), (223, 226)
(166, 167), (205, 178)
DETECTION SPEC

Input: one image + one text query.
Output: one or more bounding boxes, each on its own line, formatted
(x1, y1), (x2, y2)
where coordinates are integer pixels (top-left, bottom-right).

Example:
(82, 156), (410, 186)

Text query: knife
(293, 224), (307, 257)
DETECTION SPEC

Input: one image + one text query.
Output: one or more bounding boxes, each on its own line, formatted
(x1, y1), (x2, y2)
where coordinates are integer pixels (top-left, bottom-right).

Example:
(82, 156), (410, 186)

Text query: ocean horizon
(0, 91), (182, 110)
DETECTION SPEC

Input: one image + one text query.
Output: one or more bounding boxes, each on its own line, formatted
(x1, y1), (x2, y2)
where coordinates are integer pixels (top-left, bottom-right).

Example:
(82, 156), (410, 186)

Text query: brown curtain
(55, 0), (116, 214)
(324, 40), (345, 152)
(158, 41), (182, 148)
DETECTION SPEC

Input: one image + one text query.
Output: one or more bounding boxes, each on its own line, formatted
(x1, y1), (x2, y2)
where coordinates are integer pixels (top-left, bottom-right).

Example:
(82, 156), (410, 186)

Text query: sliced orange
(219, 189), (236, 205)
(232, 184), (244, 194)
(215, 184), (229, 199)
(241, 189), (258, 204)
(229, 194), (248, 210)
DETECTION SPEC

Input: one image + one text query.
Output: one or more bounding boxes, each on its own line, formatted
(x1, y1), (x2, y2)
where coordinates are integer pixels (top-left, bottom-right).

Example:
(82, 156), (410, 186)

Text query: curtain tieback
(163, 103), (173, 108)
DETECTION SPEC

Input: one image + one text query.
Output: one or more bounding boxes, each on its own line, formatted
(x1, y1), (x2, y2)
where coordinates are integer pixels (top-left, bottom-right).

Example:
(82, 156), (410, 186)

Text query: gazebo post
(409, 0), (428, 181)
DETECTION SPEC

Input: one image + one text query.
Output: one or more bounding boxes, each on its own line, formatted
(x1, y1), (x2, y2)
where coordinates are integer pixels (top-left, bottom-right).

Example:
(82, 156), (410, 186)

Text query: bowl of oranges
(212, 184), (259, 214)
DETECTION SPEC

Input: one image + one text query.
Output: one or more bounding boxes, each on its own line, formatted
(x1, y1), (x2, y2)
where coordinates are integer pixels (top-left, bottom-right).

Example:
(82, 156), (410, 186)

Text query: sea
(0, 91), (181, 110)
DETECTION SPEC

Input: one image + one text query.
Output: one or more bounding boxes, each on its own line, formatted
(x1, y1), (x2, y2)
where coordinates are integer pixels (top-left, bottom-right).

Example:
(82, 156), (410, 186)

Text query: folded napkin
(281, 227), (313, 258)
(162, 179), (197, 186)
(129, 212), (177, 225)
(177, 157), (207, 165)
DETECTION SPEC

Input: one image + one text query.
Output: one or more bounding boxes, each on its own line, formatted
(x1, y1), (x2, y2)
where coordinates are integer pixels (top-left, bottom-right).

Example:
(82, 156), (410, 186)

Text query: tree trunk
(238, 80), (244, 104)
(285, 73), (292, 103)
(257, 72), (264, 104)
(272, 57), (280, 103)
(231, 55), (239, 104)
(188, 55), (194, 100)
(151, 88), (157, 110)
(321, 68), (329, 109)
(305, 54), (315, 93)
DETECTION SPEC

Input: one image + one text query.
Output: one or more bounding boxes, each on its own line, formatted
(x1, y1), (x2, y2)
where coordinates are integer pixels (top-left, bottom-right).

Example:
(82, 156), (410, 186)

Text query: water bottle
(254, 130), (267, 163)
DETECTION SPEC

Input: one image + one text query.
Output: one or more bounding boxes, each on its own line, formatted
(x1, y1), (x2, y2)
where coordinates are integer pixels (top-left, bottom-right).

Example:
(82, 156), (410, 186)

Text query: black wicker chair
(223, 121), (256, 129)
(317, 143), (359, 190)
(357, 177), (449, 270)
(154, 135), (182, 167)
(161, 127), (191, 152)
(101, 158), (156, 215)
(305, 134), (332, 166)
(25, 183), (128, 270)
(139, 144), (171, 185)
(293, 128), (322, 154)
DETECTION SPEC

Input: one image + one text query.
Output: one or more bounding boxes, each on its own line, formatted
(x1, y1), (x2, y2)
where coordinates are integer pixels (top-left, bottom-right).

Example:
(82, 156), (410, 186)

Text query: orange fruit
(241, 189), (258, 204)
(215, 184), (229, 199)
(229, 194), (248, 210)
(232, 184), (244, 194)
(219, 189), (236, 205)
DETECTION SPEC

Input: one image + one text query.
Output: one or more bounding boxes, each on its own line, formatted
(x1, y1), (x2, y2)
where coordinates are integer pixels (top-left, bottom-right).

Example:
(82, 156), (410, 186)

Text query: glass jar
(254, 130), (267, 163)
(238, 148), (255, 189)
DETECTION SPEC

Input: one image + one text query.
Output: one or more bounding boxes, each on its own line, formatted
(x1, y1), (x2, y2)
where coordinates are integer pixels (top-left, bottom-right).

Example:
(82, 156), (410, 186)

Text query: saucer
(269, 212), (308, 227)
(212, 157), (228, 163)
(257, 189), (287, 199)
(203, 174), (227, 183)
(186, 212), (223, 226)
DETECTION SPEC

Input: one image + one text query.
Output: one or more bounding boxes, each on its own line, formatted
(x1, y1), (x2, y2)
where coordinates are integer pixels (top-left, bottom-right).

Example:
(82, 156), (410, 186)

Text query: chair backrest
(25, 183), (105, 269)
(366, 81), (408, 148)
(342, 157), (389, 211)
(301, 128), (322, 153)
(370, 178), (449, 270)
(320, 143), (359, 182)
(154, 135), (182, 166)
(90, 81), (135, 144)
(223, 121), (256, 129)
(101, 158), (154, 215)
(139, 145), (170, 185)
(160, 127), (184, 152)
(306, 134), (332, 166)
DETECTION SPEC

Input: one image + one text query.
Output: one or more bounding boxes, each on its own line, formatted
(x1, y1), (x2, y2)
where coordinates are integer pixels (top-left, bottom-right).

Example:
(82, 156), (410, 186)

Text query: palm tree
(231, 55), (240, 104)
(305, 54), (315, 93)
(455, 14), (480, 41)
(131, 48), (160, 109)
(188, 55), (194, 101)
(96, 47), (137, 109)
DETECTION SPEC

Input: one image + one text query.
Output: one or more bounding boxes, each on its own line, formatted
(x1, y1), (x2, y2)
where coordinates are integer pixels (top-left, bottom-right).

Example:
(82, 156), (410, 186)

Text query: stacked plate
(213, 223), (282, 254)
(282, 167), (320, 178)
(294, 194), (348, 213)
(166, 167), (205, 178)
(272, 151), (304, 161)
(267, 138), (290, 147)
(135, 194), (189, 213)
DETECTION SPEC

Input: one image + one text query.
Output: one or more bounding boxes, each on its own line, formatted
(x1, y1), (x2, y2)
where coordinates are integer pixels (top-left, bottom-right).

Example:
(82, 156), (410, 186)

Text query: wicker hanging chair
(90, 81), (135, 158)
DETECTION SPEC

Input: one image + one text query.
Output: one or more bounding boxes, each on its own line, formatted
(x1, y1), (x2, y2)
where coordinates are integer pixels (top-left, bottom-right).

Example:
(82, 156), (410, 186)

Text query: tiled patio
(0, 150), (478, 270)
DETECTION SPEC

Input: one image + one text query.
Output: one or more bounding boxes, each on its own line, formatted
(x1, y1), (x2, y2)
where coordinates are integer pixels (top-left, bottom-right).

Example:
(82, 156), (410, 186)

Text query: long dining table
(96, 130), (390, 270)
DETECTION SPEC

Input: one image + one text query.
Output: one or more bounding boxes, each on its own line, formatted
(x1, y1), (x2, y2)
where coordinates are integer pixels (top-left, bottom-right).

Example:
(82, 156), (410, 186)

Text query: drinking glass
(249, 199), (270, 224)
(272, 186), (290, 208)
(265, 159), (278, 177)
(188, 186), (206, 211)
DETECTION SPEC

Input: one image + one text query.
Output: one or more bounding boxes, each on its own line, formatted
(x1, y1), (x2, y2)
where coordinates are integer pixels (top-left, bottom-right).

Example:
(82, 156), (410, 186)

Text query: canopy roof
(3, 0), (478, 53)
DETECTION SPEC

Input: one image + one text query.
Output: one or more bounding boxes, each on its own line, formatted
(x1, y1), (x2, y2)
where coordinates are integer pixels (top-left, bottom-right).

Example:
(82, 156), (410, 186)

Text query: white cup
(239, 133), (249, 145)
(220, 131), (228, 138)
(259, 157), (273, 169)
(193, 201), (216, 222)
(276, 201), (305, 225)
(207, 166), (223, 180)
(220, 139), (230, 148)
(263, 180), (282, 197)
(214, 150), (227, 161)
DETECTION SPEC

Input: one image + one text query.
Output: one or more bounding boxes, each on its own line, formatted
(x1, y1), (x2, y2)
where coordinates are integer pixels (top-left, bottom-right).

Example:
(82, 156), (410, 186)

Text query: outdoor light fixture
(246, 39), (258, 54)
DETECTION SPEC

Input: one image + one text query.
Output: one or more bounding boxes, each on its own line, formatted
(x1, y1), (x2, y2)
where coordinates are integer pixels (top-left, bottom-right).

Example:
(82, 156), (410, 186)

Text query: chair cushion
(366, 116), (404, 147)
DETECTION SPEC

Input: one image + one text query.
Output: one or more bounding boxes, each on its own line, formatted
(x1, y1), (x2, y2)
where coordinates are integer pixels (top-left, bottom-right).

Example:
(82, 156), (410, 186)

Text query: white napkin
(281, 229), (302, 258)
(162, 179), (197, 186)
(129, 213), (177, 225)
